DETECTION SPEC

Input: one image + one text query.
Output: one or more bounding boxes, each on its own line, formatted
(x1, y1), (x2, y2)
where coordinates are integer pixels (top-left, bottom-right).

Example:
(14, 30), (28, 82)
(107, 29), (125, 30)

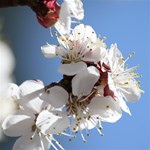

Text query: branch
(0, 0), (49, 16)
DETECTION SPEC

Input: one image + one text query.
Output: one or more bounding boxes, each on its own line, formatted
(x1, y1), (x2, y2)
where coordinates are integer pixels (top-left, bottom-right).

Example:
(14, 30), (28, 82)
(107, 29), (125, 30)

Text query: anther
(102, 36), (106, 41)
(84, 140), (87, 143)
(99, 126), (103, 130)
(69, 138), (72, 142)
(30, 137), (33, 140)
(46, 89), (50, 94)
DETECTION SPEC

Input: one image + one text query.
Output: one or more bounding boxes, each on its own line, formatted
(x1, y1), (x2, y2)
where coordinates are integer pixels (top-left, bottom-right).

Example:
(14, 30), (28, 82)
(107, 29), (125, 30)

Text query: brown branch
(0, 0), (30, 8)
(45, 75), (73, 93)
(0, 0), (49, 16)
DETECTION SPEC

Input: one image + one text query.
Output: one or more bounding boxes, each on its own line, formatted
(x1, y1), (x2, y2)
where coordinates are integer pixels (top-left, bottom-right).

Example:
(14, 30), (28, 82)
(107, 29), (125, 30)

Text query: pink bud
(37, 0), (60, 28)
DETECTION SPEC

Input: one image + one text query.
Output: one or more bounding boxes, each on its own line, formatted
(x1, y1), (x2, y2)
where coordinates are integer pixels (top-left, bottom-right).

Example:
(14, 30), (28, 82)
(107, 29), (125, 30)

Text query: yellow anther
(102, 36), (106, 41)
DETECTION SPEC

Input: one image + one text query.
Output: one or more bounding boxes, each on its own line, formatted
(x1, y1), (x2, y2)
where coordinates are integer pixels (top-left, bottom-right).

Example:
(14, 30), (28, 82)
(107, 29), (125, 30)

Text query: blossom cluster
(1, 0), (143, 150)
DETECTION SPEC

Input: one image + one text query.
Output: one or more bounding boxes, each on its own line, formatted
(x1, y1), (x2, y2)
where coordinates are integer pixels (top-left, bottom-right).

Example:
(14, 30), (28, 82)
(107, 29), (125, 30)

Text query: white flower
(0, 41), (15, 85)
(0, 83), (19, 122)
(55, 0), (84, 35)
(41, 24), (106, 76)
(0, 41), (15, 98)
(40, 66), (122, 141)
(0, 40), (15, 140)
(96, 44), (143, 115)
(99, 73), (132, 115)
(107, 44), (143, 102)
(2, 80), (69, 150)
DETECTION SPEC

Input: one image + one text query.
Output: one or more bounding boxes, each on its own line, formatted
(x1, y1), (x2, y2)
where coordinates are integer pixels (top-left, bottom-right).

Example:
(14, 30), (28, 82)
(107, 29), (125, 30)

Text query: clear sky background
(0, 0), (150, 150)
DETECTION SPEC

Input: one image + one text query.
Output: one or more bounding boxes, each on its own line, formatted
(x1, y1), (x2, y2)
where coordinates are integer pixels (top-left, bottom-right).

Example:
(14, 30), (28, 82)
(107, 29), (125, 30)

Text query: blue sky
(0, 0), (150, 149)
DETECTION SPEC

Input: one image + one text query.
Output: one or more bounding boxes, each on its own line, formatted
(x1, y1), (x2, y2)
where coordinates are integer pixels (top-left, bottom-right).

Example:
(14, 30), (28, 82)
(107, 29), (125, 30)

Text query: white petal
(118, 97), (131, 115)
(45, 111), (69, 134)
(70, 117), (97, 132)
(7, 83), (20, 97)
(36, 110), (61, 133)
(7, 83), (20, 102)
(65, 0), (84, 20)
(21, 98), (46, 114)
(89, 96), (122, 123)
(57, 35), (72, 49)
(40, 86), (68, 108)
(72, 24), (97, 42)
(108, 44), (123, 61)
(41, 44), (58, 58)
(121, 86), (141, 102)
(72, 66), (100, 96)
(108, 77), (131, 115)
(55, 1), (71, 35)
(83, 46), (106, 62)
(19, 80), (44, 97)
(2, 114), (34, 137)
(59, 62), (87, 76)
(0, 97), (16, 121)
(13, 133), (50, 150)
(55, 19), (71, 35)
(107, 43), (124, 71)
(18, 80), (45, 114)
(120, 79), (141, 102)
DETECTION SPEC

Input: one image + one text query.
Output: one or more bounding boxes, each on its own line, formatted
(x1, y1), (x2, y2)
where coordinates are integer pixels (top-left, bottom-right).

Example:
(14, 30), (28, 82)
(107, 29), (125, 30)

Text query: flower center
(66, 89), (97, 117)
(66, 99), (89, 116)
(59, 39), (93, 64)
(62, 51), (82, 64)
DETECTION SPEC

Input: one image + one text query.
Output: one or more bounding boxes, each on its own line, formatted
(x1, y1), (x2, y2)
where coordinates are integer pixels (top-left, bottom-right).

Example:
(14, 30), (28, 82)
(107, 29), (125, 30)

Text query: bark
(0, 0), (49, 16)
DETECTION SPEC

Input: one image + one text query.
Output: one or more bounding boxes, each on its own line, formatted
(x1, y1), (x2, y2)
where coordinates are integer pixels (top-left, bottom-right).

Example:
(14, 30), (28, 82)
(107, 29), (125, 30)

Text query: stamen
(79, 90), (95, 102)
(61, 132), (74, 137)
(89, 117), (104, 136)
(30, 129), (37, 140)
(79, 126), (86, 143)
(52, 137), (64, 150)
(71, 20), (78, 24)
(117, 87), (131, 94)
(122, 51), (136, 65)
(39, 132), (45, 150)
(98, 121), (103, 130)
(50, 28), (53, 37)
(54, 31), (58, 37)
(81, 118), (90, 136)
(69, 129), (73, 142)
(45, 136), (58, 150)
(69, 117), (74, 142)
